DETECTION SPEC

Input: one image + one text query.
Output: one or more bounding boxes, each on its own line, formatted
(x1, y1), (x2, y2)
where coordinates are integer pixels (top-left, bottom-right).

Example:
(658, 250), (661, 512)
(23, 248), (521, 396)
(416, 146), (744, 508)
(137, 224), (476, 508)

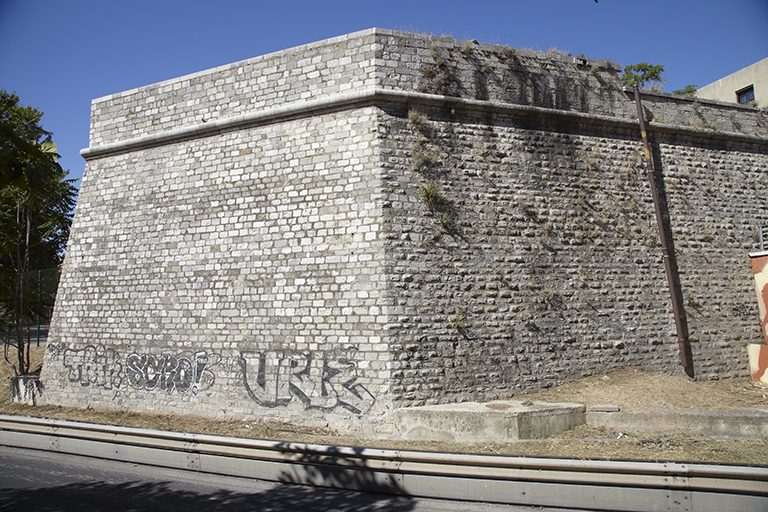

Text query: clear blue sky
(1, 0), (766, 189)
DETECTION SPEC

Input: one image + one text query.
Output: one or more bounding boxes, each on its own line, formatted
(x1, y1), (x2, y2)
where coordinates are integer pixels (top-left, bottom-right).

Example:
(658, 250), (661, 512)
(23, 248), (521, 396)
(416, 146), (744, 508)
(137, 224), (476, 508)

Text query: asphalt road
(0, 446), (592, 512)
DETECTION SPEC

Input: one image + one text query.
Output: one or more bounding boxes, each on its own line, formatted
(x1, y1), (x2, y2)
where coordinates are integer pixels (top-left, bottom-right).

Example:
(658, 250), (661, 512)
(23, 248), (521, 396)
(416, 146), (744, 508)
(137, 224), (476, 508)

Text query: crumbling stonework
(41, 29), (768, 433)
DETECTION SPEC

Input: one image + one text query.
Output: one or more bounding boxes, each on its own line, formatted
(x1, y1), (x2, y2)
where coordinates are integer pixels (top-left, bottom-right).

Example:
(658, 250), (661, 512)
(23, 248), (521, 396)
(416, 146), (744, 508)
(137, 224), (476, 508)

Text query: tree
(0, 92), (61, 189)
(621, 62), (666, 92)
(673, 84), (698, 98)
(0, 90), (77, 375)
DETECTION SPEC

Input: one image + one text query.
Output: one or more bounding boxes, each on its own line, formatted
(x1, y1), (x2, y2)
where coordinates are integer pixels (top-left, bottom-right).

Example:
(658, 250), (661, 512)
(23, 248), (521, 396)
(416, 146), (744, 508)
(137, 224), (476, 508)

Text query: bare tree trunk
(8, 200), (31, 376)
(23, 206), (30, 374)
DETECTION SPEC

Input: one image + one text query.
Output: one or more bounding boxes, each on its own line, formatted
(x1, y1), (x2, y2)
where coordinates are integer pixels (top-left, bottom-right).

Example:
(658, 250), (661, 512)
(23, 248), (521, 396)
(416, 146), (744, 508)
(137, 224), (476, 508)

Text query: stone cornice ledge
(81, 87), (768, 160)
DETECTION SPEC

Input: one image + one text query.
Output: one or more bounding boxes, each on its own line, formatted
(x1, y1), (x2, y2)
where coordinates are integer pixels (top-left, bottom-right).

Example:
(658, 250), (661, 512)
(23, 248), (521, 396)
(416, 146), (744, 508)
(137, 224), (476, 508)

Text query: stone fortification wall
(45, 106), (390, 431)
(42, 28), (768, 432)
(366, 32), (768, 407)
(87, 31), (380, 148)
(380, 107), (768, 406)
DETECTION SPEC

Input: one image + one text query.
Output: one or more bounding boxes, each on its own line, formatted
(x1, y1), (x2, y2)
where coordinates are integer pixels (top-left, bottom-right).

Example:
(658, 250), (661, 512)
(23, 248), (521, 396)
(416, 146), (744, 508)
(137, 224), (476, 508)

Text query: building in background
(698, 57), (768, 106)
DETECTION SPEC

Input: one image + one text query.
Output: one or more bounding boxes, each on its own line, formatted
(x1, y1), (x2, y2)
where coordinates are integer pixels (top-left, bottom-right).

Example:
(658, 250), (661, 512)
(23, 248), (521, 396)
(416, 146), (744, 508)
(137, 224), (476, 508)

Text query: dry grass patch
(1, 358), (767, 465)
(0, 346), (45, 387)
(518, 367), (768, 412)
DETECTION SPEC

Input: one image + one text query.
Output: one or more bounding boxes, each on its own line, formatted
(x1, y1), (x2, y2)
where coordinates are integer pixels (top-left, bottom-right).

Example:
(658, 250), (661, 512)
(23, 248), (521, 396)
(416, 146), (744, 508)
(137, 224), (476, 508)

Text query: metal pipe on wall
(633, 86), (694, 378)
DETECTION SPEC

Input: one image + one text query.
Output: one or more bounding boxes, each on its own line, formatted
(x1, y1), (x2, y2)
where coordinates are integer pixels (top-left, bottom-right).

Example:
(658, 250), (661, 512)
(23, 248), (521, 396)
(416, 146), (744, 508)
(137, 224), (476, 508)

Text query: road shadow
(275, 442), (409, 499)
(0, 478), (415, 512)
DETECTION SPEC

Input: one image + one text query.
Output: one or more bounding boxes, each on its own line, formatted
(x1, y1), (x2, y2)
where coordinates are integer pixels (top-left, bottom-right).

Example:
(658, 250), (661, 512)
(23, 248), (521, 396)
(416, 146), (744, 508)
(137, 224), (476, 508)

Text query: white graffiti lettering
(125, 351), (215, 396)
(62, 345), (122, 390)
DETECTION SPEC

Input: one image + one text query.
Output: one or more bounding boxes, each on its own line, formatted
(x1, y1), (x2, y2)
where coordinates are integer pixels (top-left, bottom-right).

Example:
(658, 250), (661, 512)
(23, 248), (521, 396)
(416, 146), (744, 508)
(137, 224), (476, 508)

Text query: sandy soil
(519, 367), (768, 412)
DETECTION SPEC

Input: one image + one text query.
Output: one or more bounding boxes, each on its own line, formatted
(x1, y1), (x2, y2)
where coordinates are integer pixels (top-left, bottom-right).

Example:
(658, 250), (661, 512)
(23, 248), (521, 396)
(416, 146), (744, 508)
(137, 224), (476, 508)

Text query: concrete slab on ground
(394, 400), (585, 442)
(394, 398), (768, 443)
(588, 408), (768, 438)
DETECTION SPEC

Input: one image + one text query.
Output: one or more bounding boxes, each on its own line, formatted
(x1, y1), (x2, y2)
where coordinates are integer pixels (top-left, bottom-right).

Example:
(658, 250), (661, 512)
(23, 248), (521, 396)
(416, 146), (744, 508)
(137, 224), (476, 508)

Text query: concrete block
(587, 409), (768, 438)
(394, 400), (586, 442)
(586, 404), (621, 413)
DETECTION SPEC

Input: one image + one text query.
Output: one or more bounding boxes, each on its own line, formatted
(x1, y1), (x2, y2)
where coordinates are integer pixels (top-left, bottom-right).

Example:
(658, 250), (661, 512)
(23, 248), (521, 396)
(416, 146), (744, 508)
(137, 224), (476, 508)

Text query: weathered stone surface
(41, 28), (768, 434)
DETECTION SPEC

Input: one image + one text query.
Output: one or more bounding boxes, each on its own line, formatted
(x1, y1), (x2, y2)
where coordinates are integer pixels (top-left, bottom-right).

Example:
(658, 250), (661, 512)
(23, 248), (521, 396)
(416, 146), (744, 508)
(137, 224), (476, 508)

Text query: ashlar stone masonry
(41, 29), (768, 435)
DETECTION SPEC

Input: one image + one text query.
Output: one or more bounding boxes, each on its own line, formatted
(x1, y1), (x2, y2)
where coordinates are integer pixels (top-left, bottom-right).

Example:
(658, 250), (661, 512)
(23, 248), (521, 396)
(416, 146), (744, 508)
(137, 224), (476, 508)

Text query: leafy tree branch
(0, 90), (77, 375)
(622, 62), (666, 91)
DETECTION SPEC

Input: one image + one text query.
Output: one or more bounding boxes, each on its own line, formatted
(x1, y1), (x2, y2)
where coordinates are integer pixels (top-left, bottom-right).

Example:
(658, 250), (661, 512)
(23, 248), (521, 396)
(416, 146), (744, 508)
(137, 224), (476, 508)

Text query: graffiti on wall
(63, 345), (123, 389)
(59, 345), (217, 396)
(126, 351), (216, 396)
(239, 348), (375, 414)
(53, 343), (376, 414)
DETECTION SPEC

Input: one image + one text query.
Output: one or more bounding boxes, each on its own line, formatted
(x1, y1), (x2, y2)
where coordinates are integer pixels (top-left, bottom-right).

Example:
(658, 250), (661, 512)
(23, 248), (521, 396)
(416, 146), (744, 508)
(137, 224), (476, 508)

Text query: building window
(737, 85), (755, 104)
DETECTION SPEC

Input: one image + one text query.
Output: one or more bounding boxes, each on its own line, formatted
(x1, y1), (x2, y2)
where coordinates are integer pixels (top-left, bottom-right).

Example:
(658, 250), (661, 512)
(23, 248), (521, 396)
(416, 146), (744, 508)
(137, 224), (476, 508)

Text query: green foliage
(673, 84), (698, 97)
(407, 109), (432, 135)
(439, 212), (456, 231)
(409, 112), (460, 234)
(419, 43), (459, 96)
(0, 90), (77, 375)
(411, 138), (439, 171)
(448, 307), (469, 330)
(418, 179), (444, 211)
(621, 62), (666, 91)
(0, 91), (61, 189)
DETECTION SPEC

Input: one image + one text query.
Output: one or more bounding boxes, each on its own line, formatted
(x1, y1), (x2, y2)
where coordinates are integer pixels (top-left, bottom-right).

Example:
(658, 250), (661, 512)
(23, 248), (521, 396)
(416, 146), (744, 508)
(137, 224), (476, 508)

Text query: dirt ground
(2, 347), (767, 465)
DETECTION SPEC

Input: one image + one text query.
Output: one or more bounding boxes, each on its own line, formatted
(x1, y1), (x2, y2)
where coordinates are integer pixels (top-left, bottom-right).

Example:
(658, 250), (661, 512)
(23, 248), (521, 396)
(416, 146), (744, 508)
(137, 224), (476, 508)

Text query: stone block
(394, 400), (586, 442)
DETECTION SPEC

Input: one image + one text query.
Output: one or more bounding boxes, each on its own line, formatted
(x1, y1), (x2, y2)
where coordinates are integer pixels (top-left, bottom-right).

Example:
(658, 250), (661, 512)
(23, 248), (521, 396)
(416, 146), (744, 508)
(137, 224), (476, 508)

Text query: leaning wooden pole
(633, 86), (694, 378)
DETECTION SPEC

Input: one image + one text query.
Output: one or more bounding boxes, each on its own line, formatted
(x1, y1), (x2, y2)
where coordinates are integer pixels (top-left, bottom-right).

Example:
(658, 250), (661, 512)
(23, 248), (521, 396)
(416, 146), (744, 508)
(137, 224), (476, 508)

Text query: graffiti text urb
(239, 350), (375, 414)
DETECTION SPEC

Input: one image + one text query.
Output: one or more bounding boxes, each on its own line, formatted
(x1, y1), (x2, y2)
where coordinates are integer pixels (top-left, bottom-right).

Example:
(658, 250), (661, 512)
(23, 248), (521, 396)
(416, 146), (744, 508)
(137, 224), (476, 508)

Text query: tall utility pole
(633, 86), (694, 378)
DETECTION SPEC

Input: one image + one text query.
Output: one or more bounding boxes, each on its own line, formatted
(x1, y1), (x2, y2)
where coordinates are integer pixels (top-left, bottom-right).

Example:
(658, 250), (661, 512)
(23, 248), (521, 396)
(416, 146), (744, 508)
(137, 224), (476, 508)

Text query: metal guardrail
(0, 414), (766, 511)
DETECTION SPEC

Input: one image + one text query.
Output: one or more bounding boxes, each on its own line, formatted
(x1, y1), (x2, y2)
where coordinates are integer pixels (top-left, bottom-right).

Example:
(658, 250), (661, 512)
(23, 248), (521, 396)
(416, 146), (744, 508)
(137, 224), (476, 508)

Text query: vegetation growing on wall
(408, 109), (459, 235)
(419, 43), (459, 96)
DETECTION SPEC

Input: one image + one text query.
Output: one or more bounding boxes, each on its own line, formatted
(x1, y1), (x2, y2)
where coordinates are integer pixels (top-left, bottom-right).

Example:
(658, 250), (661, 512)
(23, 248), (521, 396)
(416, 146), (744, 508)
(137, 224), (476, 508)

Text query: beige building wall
(698, 57), (768, 106)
